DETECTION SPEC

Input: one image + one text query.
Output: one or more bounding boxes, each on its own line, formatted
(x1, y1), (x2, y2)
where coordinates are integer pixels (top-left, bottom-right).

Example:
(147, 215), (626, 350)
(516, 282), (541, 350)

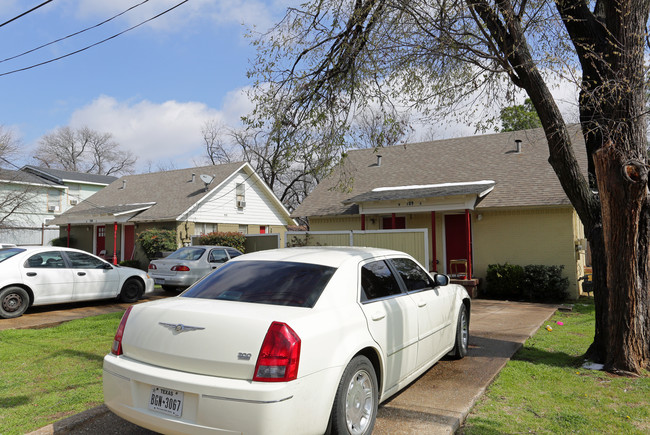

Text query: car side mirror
(434, 274), (449, 287)
(103, 263), (114, 270)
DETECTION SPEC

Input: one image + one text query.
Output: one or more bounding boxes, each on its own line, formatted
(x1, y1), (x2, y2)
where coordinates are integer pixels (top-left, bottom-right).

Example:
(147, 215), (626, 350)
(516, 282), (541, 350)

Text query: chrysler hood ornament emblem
(159, 322), (205, 333)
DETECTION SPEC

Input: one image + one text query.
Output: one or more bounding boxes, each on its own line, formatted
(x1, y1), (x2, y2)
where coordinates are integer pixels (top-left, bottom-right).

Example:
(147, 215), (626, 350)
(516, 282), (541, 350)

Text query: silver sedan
(147, 245), (242, 291)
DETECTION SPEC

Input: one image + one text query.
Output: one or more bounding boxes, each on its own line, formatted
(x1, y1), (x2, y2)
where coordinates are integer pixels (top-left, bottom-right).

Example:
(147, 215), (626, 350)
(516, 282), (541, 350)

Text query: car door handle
(417, 301), (427, 307)
(77, 272), (86, 276)
(371, 312), (386, 321)
(26, 272), (37, 277)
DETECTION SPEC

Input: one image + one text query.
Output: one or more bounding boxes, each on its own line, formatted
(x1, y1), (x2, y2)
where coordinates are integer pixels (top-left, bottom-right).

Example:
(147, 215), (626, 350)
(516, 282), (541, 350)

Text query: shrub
(523, 264), (569, 301)
(485, 263), (524, 299)
(136, 228), (177, 260)
(50, 236), (75, 247)
(119, 260), (143, 270)
(195, 232), (246, 253)
(485, 263), (569, 301)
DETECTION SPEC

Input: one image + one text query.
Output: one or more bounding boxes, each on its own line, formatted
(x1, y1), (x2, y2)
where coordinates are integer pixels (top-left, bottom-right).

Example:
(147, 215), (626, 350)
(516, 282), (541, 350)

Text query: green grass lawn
(461, 299), (650, 434)
(0, 312), (123, 435)
(1, 299), (648, 434)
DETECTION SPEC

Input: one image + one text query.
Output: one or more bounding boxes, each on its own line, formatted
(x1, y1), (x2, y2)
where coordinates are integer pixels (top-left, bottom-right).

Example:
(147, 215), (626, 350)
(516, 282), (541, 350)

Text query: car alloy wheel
(345, 368), (374, 434)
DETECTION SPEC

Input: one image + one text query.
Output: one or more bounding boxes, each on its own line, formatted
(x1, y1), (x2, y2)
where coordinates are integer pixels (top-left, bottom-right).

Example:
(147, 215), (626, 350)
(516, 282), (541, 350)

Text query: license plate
(149, 386), (183, 417)
(154, 278), (165, 284)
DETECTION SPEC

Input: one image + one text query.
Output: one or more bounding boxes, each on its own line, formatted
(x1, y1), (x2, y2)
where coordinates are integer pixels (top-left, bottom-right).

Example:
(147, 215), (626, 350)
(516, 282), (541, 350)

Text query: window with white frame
(236, 183), (246, 209)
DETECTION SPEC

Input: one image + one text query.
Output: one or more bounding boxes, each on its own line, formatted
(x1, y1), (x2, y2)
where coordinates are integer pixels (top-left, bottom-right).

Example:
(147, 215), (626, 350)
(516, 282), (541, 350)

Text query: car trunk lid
(121, 297), (306, 380)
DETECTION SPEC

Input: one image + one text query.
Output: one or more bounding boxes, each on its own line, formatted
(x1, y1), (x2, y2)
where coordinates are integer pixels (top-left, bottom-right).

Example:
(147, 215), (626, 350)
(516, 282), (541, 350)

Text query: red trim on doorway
(431, 211), (436, 271)
(113, 222), (118, 265)
(361, 214), (366, 230)
(465, 209), (472, 279)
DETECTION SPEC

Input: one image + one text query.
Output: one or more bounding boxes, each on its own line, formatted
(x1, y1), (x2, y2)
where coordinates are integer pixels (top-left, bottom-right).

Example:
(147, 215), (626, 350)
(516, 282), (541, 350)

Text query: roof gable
(293, 125), (588, 217)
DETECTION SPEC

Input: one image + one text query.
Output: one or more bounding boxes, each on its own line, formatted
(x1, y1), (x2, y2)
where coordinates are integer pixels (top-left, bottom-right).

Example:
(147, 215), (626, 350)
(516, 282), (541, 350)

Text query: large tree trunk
(593, 145), (650, 374)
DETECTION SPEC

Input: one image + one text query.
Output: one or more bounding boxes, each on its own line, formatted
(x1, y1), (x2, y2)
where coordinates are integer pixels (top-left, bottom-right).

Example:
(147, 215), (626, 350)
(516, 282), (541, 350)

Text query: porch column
(67, 224), (71, 247)
(113, 222), (118, 265)
(431, 211), (437, 271)
(391, 213), (396, 229)
(465, 209), (472, 279)
(361, 214), (366, 231)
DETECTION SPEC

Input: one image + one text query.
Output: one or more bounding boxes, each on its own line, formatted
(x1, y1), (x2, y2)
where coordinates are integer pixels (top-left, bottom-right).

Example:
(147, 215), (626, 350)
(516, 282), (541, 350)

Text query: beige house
(52, 162), (296, 266)
(292, 126), (589, 299)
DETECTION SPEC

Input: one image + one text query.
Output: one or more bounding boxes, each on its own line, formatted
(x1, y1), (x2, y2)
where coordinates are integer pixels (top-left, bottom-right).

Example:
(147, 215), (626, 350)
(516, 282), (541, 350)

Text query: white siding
(188, 171), (288, 226)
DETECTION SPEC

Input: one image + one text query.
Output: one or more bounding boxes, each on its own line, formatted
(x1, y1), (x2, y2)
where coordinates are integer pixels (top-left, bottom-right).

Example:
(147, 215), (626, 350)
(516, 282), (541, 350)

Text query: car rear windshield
(167, 247), (206, 261)
(0, 248), (25, 263)
(181, 260), (336, 308)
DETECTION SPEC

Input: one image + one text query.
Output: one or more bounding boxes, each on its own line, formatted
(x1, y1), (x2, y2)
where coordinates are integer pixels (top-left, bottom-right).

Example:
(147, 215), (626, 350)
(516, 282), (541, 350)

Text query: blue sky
(0, 0), (293, 171)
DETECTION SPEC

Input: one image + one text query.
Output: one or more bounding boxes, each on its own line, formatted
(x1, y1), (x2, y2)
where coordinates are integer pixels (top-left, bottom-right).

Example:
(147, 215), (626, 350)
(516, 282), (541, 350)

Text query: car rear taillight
(253, 322), (301, 382)
(148, 264), (157, 270)
(171, 265), (190, 271)
(111, 306), (133, 356)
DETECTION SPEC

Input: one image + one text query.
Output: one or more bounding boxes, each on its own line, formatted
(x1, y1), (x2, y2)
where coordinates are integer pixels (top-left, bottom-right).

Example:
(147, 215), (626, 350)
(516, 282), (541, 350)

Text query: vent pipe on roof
(515, 139), (522, 153)
(120, 180), (126, 190)
(191, 173), (196, 182)
(377, 155), (382, 166)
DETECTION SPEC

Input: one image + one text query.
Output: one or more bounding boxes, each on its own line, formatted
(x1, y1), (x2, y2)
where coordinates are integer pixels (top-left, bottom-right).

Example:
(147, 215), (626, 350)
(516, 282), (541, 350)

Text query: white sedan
(103, 247), (470, 435)
(0, 246), (155, 319)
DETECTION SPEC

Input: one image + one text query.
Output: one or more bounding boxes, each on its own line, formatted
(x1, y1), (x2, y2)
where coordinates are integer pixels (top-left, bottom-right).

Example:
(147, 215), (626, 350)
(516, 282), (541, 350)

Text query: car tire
(451, 304), (469, 359)
(328, 355), (378, 435)
(161, 285), (178, 292)
(119, 278), (144, 303)
(0, 286), (30, 319)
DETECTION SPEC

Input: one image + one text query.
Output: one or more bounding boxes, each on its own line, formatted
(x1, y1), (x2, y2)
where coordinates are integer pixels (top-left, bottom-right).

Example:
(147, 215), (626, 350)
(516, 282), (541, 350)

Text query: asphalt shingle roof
(53, 162), (247, 224)
(21, 166), (117, 185)
(293, 126), (588, 218)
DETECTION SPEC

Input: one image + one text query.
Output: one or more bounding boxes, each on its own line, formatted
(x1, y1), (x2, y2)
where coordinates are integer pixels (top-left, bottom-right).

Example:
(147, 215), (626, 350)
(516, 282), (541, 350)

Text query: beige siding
(472, 207), (581, 298)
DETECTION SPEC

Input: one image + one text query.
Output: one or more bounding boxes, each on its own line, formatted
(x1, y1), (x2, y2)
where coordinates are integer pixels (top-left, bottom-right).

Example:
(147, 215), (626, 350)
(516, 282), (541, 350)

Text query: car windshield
(167, 247), (206, 261)
(182, 260), (336, 308)
(0, 247), (25, 263)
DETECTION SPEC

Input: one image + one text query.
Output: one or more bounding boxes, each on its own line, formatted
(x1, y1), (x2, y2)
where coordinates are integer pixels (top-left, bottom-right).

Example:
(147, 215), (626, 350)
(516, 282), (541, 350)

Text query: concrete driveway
(25, 299), (558, 435)
(0, 289), (170, 331)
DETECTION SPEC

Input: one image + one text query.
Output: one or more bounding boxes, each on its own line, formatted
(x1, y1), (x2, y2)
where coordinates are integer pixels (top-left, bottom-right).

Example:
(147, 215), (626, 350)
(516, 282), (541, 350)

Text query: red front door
(96, 225), (106, 256)
(382, 216), (406, 229)
(445, 214), (469, 275)
(124, 225), (135, 261)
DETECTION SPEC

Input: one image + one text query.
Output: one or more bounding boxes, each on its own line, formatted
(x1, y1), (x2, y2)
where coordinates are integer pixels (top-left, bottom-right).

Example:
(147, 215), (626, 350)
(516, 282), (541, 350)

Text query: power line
(0, 0), (151, 64)
(0, 0), (55, 29)
(0, 0), (189, 78)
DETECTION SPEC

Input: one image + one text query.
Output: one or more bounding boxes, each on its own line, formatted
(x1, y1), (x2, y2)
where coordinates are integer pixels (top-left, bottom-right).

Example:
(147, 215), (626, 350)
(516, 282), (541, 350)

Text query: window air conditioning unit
(48, 205), (59, 212)
(237, 200), (246, 208)
(70, 199), (78, 205)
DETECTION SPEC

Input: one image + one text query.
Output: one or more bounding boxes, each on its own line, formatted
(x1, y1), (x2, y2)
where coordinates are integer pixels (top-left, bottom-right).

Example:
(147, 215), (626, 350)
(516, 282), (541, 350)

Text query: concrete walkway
(29, 299), (558, 435)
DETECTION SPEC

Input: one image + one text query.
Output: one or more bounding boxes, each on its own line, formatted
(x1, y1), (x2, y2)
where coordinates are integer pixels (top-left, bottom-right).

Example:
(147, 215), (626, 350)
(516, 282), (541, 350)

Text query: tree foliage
(248, 0), (650, 374)
(500, 99), (542, 132)
(34, 126), (136, 176)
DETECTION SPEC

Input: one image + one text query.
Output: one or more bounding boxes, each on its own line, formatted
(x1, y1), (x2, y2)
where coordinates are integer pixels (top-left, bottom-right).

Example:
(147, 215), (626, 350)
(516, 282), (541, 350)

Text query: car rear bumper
(103, 354), (338, 435)
(149, 273), (197, 288)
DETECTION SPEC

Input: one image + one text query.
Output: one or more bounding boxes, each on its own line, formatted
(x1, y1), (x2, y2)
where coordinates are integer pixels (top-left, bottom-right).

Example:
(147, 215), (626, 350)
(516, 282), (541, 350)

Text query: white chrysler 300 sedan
(103, 247), (470, 435)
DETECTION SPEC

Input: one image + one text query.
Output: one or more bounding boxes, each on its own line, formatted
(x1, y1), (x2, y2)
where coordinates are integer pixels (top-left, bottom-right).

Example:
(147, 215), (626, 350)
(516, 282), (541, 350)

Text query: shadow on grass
(0, 395), (30, 408)
(60, 348), (105, 363)
(513, 345), (583, 368)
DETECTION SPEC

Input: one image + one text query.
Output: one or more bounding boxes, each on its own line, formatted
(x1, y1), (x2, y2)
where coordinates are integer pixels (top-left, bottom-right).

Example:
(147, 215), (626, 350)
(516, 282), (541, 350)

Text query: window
(168, 247), (205, 261)
(226, 248), (243, 258)
(238, 225), (248, 234)
(236, 183), (246, 209)
(24, 251), (66, 268)
(360, 260), (403, 302)
(209, 249), (228, 263)
(390, 258), (434, 292)
(182, 261), (336, 308)
(65, 251), (107, 269)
